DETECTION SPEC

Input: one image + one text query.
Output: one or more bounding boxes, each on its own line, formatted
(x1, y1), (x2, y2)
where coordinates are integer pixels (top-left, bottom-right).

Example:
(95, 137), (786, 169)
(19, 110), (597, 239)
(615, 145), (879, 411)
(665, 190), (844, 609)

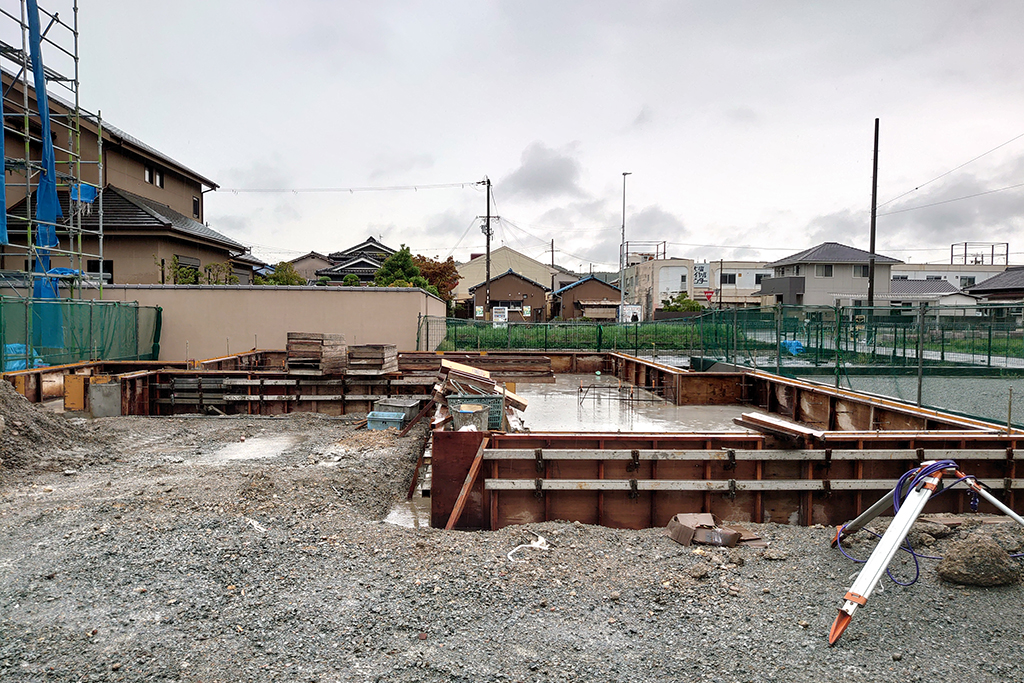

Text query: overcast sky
(62, 1), (1024, 269)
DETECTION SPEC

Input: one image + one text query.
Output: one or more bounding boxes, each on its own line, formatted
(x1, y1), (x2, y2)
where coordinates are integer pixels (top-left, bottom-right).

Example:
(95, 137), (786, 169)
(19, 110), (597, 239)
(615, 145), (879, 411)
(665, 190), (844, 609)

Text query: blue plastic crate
(367, 411), (405, 430)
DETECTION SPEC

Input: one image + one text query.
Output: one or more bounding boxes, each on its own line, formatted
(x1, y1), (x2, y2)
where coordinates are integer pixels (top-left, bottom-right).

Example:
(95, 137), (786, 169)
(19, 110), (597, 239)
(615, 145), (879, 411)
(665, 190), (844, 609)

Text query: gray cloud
(633, 105), (653, 128)
(877, 159), (1024, 248)
(627, 205), (688, 242)
(500, 142), (588, 201)
(369, 152), (436, 180)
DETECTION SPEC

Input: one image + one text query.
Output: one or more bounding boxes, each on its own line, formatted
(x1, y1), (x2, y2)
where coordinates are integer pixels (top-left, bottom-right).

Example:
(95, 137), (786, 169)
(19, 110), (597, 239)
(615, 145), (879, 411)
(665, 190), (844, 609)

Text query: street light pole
(620, 172), (631, 321)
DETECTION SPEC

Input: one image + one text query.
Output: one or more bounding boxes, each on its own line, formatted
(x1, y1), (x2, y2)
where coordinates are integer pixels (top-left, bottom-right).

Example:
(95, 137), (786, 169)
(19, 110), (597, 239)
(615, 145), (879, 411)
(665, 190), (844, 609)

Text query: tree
(412, 255), (459, 302)
(661, 292), (703, 312)
(374, 246), (442, 298)
(374, 246), (421, 287)
(204, 262), (239, 285)
(255, 262), (307, 286)
(342, 274), (360, 287)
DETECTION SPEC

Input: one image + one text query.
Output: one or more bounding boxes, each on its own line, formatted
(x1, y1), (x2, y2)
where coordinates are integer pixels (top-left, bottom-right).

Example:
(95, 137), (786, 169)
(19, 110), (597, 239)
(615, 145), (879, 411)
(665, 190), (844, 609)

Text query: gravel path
(1, 395), (1023, 682)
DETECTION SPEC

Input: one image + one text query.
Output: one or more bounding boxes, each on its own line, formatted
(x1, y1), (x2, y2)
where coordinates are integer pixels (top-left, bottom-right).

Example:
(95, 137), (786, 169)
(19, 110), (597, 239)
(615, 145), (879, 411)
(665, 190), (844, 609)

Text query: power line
(877, 181), (1024, 217)
(218, 181), (483, 194)
(878, 131), (1024, 209)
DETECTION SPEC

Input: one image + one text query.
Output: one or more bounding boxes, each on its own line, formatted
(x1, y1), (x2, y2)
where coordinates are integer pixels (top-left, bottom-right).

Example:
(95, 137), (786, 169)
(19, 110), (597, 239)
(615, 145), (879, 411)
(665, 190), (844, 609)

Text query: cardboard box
(692, 526), (740, 547)
(666, 513), (751, 548)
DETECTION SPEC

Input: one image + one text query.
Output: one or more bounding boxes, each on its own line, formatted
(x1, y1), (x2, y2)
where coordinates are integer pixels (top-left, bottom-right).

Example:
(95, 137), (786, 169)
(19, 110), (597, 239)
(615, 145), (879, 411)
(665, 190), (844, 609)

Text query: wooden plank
(441, 359), (491, 379)
(446, 438), (489, 529)
(399, 398), (437, 437)
(480, 448), (1012, 462)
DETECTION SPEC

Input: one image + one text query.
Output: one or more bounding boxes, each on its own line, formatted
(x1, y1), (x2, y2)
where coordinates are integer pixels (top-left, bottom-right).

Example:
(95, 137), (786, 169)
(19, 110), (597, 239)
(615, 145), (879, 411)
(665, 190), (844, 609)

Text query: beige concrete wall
(100, 285), (447, 360)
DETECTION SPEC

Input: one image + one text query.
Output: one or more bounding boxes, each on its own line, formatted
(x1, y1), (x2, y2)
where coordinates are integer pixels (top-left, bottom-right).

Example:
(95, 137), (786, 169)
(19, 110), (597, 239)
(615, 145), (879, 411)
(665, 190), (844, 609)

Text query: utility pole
(867, 118), (879, 308)
(551, 239), (555, 267)
(620, 172), (631, 321)
(482, 177), (492, 319)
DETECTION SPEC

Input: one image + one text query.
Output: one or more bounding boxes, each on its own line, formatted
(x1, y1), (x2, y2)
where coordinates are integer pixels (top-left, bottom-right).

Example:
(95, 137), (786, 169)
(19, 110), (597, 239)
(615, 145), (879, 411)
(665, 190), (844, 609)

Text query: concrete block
(88, 382), (122, 418)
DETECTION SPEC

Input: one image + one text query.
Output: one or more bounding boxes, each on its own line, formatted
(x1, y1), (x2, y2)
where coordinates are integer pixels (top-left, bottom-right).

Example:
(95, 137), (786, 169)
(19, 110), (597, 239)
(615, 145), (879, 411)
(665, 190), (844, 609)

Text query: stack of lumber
(398, 352), (555, 383)
(347, 344), (399, 375)
(286, 332), (347, 374)
(398, 359), (529, 437)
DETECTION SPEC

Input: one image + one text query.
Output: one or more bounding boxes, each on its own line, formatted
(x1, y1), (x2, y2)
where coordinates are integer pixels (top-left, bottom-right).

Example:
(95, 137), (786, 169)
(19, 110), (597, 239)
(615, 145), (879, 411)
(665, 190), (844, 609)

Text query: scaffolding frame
(1, 0), (104, 300)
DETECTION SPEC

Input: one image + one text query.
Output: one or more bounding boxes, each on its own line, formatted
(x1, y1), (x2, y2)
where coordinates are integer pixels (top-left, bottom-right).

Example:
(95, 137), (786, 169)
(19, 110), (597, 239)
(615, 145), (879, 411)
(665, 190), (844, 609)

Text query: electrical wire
(877, 181), (1024, 217)
(878, 131), (1024, 209)
(444, 217), (485, 260)
(218, 181), (484, 194)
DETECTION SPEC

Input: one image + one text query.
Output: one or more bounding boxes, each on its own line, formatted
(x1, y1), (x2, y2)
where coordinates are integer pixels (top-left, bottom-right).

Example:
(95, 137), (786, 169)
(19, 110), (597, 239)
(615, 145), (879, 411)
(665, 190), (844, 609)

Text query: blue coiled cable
(835, 460), (1021, 587)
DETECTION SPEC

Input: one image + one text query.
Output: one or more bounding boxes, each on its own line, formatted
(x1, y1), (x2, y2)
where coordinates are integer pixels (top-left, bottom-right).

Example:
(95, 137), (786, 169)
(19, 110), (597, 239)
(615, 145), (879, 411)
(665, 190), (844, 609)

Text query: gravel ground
(2, 387), (1024, 682)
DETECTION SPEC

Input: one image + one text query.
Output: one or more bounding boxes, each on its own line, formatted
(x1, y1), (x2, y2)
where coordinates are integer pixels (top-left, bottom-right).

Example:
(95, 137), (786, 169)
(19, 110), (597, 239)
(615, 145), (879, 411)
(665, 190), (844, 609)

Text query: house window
(794, 266), (801, 276)
(86, 259), (114, 284)
(155, 170), (164, 188)
(892, 275), (909, 280)
(192, 196), (200, 219)
(679, 273), (687, 287)
(853, 265), (869, 278)
(145, 166), (154, 184)
(926, 275), (943, 280)
(815, 264), (833, 277)
(961, 276), (976, 287)
(755, 273), (766, 285)
(720, 273), (736, 286)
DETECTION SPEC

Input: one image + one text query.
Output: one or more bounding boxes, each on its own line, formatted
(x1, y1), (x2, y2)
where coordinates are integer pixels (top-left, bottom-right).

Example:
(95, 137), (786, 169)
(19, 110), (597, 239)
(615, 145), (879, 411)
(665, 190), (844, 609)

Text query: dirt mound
(0, 379), (92, 472)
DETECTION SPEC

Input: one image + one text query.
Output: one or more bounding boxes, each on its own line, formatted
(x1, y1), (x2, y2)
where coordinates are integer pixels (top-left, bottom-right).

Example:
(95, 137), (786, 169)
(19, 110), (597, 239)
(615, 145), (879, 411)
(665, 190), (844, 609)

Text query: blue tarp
(3, 344), (47, 372)
(780, 340), (805, 356)
(26, 0), (64, 349)
(71, 184), (98, 203)
(0, 93), (5, 246)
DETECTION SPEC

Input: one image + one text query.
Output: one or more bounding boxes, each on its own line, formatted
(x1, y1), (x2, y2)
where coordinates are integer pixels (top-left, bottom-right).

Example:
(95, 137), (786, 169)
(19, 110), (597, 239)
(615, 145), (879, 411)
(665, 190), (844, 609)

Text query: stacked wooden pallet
(286, 332), (347, 374)
(347, 344), (399, 375)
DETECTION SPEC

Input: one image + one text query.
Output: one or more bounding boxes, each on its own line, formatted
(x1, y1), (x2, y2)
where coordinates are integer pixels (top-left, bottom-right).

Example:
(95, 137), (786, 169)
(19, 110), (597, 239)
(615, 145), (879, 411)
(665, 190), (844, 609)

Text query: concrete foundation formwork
(4, 350), (1019, 530)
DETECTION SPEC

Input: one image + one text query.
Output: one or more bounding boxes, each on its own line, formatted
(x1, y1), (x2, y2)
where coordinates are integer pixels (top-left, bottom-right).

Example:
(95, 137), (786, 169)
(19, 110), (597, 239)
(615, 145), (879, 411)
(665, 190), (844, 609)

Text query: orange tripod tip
(828, 611), (852, 646)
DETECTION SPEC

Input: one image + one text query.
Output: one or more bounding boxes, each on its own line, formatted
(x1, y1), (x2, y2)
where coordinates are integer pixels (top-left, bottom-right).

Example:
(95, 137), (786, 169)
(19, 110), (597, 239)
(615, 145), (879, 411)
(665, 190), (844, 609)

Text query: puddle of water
(205, 434), (302, 461)
(516, 374), (755, 432)
(384, 494), (432, 528)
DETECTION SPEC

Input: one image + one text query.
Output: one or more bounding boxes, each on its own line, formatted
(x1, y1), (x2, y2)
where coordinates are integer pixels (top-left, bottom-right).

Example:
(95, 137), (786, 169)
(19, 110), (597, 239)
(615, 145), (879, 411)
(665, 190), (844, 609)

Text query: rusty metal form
(433, 430), (1020, 531)
(431, 353), (1021, 531)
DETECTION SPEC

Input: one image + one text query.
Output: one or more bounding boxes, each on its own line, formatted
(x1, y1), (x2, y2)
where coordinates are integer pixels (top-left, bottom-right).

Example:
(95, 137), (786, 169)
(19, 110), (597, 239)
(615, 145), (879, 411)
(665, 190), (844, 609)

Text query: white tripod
(828, 459), (1024, 645)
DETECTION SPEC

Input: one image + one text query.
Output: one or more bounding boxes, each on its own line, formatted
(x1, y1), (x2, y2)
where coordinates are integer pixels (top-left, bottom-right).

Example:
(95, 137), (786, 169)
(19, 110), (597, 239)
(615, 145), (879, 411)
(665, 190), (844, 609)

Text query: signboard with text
(692, 263), (710, 288)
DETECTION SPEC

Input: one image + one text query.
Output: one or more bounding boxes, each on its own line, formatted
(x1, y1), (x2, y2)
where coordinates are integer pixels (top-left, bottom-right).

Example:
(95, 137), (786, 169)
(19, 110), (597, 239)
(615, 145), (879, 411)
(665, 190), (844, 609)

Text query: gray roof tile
(889, 279), (959, 295)
(768, 242), (901, 267)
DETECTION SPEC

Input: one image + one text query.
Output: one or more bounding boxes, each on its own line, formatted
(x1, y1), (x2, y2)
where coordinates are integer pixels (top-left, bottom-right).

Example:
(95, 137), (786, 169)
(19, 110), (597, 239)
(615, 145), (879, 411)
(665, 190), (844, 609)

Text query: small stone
(609, 591), (621, 601)
(42, 487), (53, 493)
(111, 663), (122, 671)
(417, 633), (428, 640)
(798, 620), (809, 628)
(892, 652), (903, 661)
(63, 469), (77, 476)
(762, 587), (770, 594)
(762, 548), (788, 561)
(689, 564), (711, 580)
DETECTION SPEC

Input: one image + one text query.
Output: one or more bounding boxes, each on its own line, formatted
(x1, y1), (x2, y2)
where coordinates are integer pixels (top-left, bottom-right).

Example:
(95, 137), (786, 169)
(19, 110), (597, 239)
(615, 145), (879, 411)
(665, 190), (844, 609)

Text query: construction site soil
(2, 380), (1023, 683)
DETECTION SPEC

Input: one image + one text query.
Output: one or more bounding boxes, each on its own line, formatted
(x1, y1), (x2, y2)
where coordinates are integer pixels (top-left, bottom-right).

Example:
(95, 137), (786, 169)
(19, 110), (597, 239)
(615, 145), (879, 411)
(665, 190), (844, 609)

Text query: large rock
(937, 535), (1021, 586)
